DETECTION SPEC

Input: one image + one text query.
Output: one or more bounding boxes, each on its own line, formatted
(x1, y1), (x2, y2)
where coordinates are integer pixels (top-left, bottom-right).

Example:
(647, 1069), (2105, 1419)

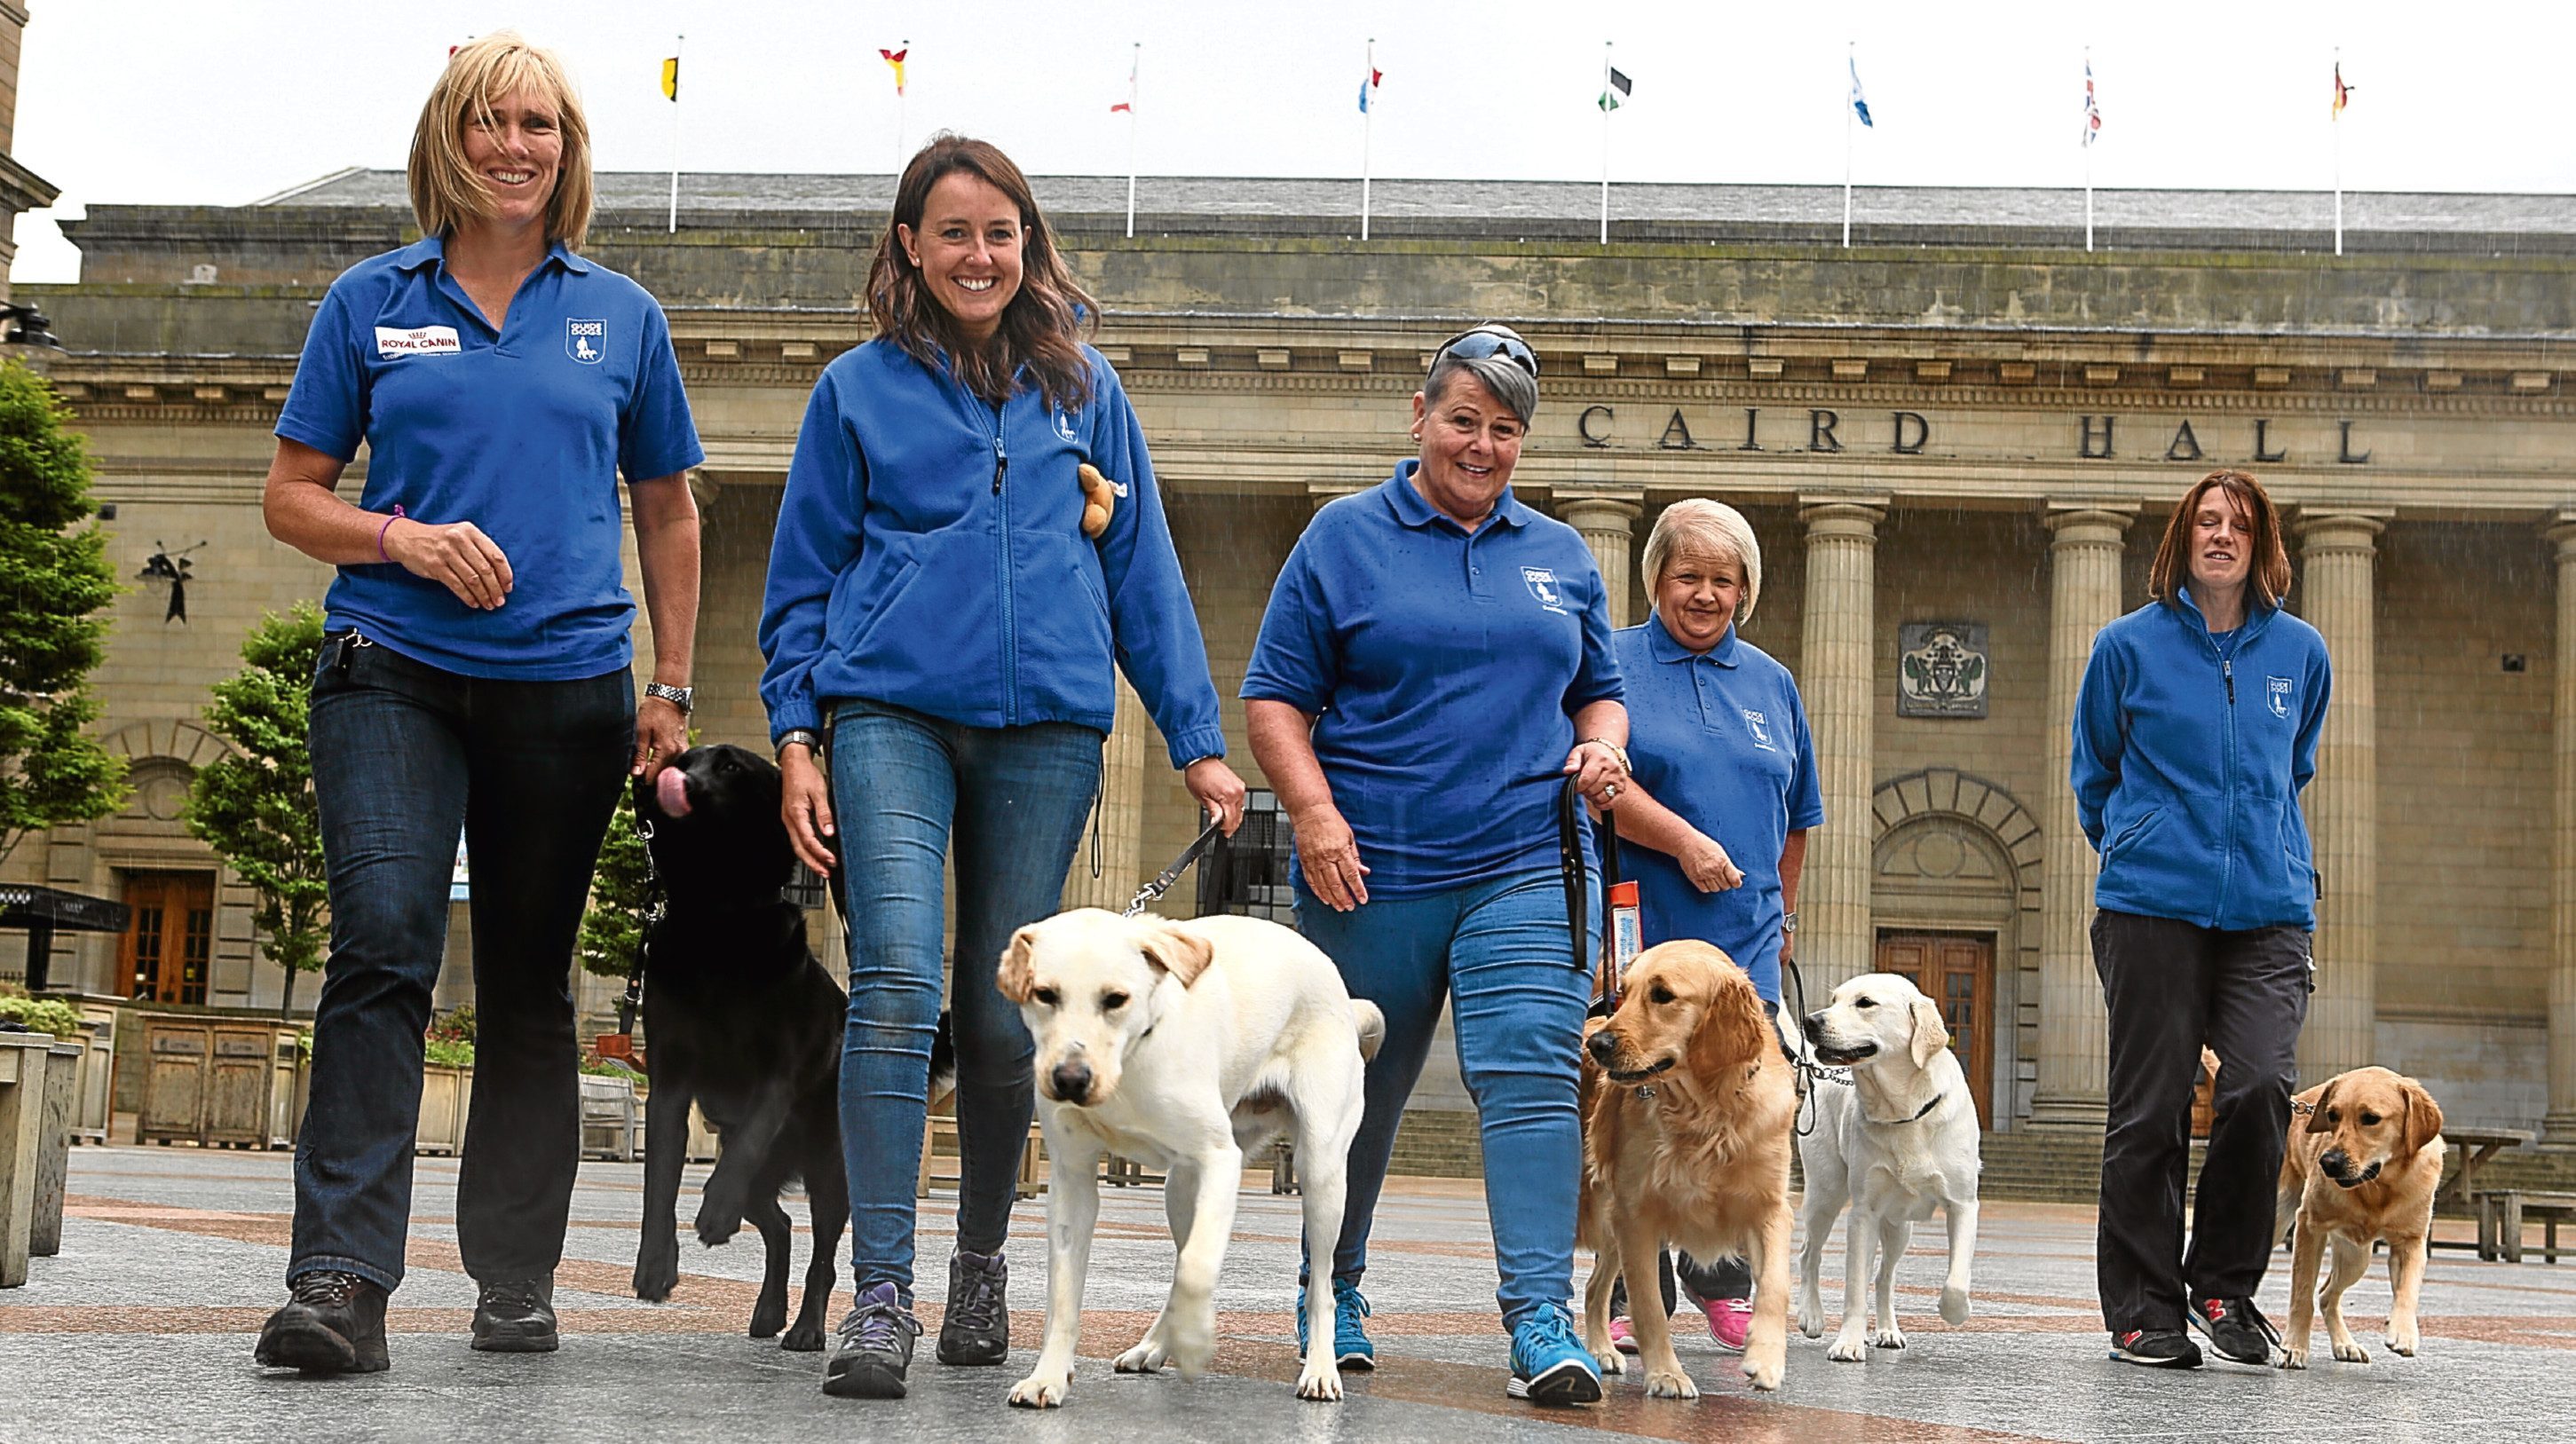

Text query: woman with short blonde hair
(256, 30), (703, 1375)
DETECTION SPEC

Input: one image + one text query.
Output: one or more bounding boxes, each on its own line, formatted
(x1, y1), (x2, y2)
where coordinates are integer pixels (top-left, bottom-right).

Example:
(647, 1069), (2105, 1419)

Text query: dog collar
(1866, 1091), (1946, 1126)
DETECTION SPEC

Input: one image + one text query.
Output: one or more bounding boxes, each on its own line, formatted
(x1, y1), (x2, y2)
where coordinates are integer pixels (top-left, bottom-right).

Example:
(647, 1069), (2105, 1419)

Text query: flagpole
(1126, 42), (1140, 240)
(1600, 42), (1612, 246)
(1842, 42), (1854, 249)
(668, 35), (683, 234)
(1361, 38), (1375, 242)
(896, 38), (909, 170)
(2332, 47), (2344, 257)
(2083, 48), (2094, 254)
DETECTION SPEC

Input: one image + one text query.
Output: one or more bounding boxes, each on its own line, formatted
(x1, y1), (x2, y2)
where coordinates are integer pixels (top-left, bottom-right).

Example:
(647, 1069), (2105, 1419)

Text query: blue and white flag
(1849, 55), (1873, 127)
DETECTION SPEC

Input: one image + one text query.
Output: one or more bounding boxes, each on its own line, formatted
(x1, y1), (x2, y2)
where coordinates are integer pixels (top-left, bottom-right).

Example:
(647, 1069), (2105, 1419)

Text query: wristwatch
(1781, 910), (1799, 935)
(643, 682), (694, 714)
(776, 728), (822, 760)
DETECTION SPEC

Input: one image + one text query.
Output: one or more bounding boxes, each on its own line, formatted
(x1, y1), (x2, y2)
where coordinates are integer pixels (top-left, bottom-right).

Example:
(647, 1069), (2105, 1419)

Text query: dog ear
(996, 926), (1040, 1003)
(2305, 1078), (2338, 1134)
(1909, 994), (1951, 1069)
(1136, 921), (1215, 987)
(1687, 969), (1767, 1078)
(2400, 1077), (2445, 1157)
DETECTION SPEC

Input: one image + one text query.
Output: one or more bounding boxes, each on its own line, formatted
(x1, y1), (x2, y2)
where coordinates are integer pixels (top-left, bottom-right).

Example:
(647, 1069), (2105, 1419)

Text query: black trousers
(2092, 908), (2312, 1334)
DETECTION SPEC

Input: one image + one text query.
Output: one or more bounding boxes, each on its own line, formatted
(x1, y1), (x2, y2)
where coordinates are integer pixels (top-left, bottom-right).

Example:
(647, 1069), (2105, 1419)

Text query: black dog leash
(621, 787), (667, 1032)
(1124, 816), (1225, 918)
(1558, 774), (1619, 988)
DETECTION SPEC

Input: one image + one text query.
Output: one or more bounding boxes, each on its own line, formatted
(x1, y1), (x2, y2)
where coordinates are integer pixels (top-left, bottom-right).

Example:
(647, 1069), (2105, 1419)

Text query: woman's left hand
(1780, 926), (1798, 967)
(1184, 757), (1251, 837)
(633, 695), (688, 778)
(1563, 739), (1626, 810)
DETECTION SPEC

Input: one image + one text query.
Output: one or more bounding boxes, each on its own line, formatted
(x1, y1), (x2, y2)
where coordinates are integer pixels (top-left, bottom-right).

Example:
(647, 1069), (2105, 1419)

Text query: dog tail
(927, 1009), (958, 1108)
(1350, 1000), (1387, 1061)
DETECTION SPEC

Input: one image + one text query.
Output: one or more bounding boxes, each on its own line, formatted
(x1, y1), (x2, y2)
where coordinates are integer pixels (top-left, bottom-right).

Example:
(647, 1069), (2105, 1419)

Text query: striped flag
(2082, 59), (2100, 145)
(2332, 60), (2352, 117)
(1358, 64), (1382, 113)
(1849, 56), (1873, 127)
(1598, 66), (1632, 112)
(660, 54), (679, 102)
(880, 46), (908, 97)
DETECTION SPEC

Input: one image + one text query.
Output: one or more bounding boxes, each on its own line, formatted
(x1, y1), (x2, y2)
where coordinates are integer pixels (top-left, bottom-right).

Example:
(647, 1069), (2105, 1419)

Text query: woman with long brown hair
(759, 134), (1246, 1401)
(2073, 469), (2331, 1370)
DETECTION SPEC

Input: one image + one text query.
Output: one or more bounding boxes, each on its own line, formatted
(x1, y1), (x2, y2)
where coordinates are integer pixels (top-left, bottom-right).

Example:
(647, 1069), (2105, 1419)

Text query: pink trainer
(1703, 1296), (1754, 1353)
(1608, 1316), (1640, 1354)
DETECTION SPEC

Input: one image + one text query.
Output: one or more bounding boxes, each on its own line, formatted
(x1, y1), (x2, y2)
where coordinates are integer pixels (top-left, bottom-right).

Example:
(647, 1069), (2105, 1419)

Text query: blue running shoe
(1507, 1306), (1602, 1406)
(1294, 1277), (1375, 1370)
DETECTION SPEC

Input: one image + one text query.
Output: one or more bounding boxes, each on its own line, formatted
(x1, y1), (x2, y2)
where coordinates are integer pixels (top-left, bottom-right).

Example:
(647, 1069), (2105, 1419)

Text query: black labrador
(628, 743), (849, 1350)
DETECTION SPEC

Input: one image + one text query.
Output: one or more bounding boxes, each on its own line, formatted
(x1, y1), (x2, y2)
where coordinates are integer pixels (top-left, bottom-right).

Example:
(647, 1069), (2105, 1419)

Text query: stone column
(1798, 500), (1887, 994)
(1062, 675), (1150, 912)
(1557, 492), (1645, 628)
(2296, 513), (2385, 1084)
(2546, 517), (2576, 1140)
(2031, 506), (2135, 1128)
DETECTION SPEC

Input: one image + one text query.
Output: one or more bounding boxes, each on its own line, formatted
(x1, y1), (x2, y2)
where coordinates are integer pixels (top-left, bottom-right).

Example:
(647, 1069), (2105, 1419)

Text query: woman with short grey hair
(1244, 323), (1627, 1406)
(1600, 496), (1821, 1357)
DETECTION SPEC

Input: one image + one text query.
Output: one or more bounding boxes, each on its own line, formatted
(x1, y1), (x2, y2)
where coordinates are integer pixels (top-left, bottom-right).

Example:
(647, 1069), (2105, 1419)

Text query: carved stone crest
(1897, 621), (1989, 719)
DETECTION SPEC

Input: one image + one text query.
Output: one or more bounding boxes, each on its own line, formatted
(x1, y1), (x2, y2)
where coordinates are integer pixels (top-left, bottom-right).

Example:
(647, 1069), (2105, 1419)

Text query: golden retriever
(1577, 940), (1798, 1394)
(2272, 1065), (2446, 1369)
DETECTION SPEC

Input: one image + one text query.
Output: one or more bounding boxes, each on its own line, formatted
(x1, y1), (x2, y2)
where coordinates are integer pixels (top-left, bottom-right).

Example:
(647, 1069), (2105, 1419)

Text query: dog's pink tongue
(654, 765), (692, 817)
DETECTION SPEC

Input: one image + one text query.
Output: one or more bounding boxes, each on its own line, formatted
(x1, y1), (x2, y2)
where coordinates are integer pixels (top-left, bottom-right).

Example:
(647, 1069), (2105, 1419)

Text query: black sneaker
(2188, 1296), (2280, 1366)
(824, 1282), (922, 1399)
(936, 1247), (1010, 1366)
(255, 1270), (391, 1374)
(470, 1273), (559, 1353)
(2108, 1329), (2203, 1367)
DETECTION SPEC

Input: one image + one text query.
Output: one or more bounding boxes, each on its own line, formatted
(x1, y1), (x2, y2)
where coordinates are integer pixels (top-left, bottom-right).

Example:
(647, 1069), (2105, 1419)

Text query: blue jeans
(295, 635), (633, 1290)
(1296, 867), (1593, 1330)
(827, 699), (1102, 1303)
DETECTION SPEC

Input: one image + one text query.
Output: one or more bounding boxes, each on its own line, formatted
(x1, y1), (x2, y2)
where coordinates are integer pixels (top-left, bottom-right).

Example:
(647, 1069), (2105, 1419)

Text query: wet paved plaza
(5, 1144), (2573, 1441)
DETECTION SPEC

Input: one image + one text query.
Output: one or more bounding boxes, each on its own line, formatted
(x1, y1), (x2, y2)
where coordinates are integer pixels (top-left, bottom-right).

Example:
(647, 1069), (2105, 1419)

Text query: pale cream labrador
(1790, 972), (1982, 1362)
(996, 908), (1383, 1408)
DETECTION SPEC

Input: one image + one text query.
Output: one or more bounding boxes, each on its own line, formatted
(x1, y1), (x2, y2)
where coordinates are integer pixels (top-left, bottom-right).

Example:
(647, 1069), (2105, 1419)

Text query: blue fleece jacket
(758, 340), (1227, 769)
(2072, 591), (2333, 931)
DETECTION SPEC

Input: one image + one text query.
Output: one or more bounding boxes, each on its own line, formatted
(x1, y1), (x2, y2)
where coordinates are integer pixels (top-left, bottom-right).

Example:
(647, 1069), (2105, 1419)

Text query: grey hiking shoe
(937, 1248), (1010, 1365)
(824, 1282), (922, 1398)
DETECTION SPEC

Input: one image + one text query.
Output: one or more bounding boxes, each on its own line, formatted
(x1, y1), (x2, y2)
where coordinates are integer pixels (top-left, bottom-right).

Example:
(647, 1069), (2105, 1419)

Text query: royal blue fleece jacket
(758, 340), (1227, 769)
(2071, 591), (2333, 932)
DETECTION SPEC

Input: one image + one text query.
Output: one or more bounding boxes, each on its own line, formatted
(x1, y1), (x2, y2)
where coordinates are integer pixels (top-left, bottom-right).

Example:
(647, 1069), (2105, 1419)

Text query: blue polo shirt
(1613, 613), (1824, 1004)
(275, 235), (704, 680)
(1242, 463), (1623, 896)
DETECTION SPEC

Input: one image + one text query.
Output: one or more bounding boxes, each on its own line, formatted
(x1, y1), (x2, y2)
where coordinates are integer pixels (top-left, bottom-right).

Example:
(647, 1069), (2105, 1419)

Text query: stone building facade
(16, 172), (2576, 1140)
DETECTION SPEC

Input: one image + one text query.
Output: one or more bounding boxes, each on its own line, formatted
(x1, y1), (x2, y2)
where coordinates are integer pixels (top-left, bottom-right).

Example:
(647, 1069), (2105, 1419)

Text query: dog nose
(1586, 1030), (1616, 1064)
(2320, 1148), (2349, 1178)
(1049, 1061), (1094, 1104)
(1802, 1013), (1827, 1040)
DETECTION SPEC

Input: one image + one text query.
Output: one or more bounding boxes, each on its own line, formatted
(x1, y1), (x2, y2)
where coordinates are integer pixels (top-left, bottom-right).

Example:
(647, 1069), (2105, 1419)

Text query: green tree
(185, 604), (328, 1015)
(0, 361), (127, 864)
(579, 797), (652, 1033)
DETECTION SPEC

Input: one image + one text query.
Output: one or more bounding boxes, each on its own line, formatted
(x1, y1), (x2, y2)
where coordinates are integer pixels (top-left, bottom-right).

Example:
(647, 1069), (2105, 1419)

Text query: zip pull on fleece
(2224, 657), (2235, 706)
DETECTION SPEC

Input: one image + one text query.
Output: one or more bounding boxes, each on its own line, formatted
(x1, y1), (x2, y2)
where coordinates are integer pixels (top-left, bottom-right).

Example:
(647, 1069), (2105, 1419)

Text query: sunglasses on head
(1433, 326), (1540, 379)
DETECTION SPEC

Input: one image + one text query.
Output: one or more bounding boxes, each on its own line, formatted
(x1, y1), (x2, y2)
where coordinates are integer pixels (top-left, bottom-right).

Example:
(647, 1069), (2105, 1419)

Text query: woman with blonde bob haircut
(1599, 497), (1820, 1354)
(256, 29), (704, 1375)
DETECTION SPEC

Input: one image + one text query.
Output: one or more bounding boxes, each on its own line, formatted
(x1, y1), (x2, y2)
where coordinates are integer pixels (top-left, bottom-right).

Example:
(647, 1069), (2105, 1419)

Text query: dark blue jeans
(292, 634), (633, 1291)
(827, 700), (1101, 1303)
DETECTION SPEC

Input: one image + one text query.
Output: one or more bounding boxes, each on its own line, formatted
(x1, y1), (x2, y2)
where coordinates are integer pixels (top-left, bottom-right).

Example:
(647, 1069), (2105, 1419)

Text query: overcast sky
(12, 0), (2572, 282)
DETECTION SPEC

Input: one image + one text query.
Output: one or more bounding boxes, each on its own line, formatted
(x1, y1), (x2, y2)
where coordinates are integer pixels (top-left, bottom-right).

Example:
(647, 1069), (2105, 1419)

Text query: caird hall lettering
(1572, 406), (2373, 465)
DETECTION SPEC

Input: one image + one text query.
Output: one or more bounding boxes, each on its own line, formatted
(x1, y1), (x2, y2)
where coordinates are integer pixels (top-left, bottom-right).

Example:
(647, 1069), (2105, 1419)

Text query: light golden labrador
(1578, 939), (1798, 1394)
(2273, 1065), (2446, 1369)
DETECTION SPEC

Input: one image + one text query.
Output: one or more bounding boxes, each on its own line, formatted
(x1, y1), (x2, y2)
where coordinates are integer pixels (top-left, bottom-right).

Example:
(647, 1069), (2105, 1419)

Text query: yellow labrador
(2274, 1066), (2446, 1369)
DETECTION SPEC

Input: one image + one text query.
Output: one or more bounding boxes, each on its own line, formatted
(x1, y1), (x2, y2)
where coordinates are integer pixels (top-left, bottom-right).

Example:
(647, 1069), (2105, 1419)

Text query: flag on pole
(660, 54), (679, 102)
(2332, 61), (2352, 117)
(881, 47), (908, 97)
(1598, 66), (1632, 111)
(1849, 57), (1874, 127)
(1358, 65), (1382, 113)
(1112, 48), (1136, 112)
(2082, 59), (2100, 144)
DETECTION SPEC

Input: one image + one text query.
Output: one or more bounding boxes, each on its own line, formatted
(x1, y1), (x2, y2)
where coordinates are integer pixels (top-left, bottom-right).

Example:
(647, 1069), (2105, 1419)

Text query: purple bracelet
(376, 505), (406, 562)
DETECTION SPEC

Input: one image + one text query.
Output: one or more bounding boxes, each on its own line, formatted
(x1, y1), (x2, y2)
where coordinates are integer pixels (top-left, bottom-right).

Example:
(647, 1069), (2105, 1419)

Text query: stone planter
(135, 1011), (303, 1149)
(416, 1063), (474, 1156)
(30, 1040), (79, 1257)
(579, 1073), (638, 1161)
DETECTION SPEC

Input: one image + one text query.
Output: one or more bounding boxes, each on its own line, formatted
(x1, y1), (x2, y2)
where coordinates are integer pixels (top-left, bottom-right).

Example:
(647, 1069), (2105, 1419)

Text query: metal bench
(2476, 1189), (2574, 1264)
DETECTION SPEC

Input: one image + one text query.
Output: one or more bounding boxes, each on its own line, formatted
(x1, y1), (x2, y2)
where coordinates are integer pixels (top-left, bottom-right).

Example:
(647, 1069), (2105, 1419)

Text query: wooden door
(1873, 931), (1995, 1128)
(122, 872), (216, 1005)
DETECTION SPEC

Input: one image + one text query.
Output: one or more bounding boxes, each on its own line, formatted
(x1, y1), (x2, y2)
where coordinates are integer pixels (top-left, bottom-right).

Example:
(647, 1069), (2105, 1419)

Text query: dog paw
(2277, 1346), (2309, 1370)
(1592, 1346), (1627, 1375)
(2333, 1338), (2370, 1365)
(1742, 1349), (1784, 1393)
(1869, 1325), (1906, 1351)
(1166, 1311), (1216, 1379)
(631, 1244), (679, 1303)
(1826, 1332), (1869, 1363)
(693, 1205), (743, 1248)
(1797, 1302), (1825, 1339)
(1113, 1337), (1169, 1374)
(780, 1321), (825, 1353)
(1939, 1285), (1971, 1326)
(1296, 1363), (1345, 1401)
(1645, 1368), (1700, 1400)
(1009, 1370), (1072, 1408)
(747, 1294), (786, 1339)
(2385, 1332), (2417, 1358)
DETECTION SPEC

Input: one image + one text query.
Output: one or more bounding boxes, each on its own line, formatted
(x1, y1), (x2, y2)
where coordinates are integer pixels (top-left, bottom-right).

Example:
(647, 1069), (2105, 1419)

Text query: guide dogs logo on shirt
(1742, 708), (1778, 752)
(565, 319), (605, 365)
(1053, 408), (1081, 443)
(1521, 566), (1567, 614)
(2267, 675), (2295, 720)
